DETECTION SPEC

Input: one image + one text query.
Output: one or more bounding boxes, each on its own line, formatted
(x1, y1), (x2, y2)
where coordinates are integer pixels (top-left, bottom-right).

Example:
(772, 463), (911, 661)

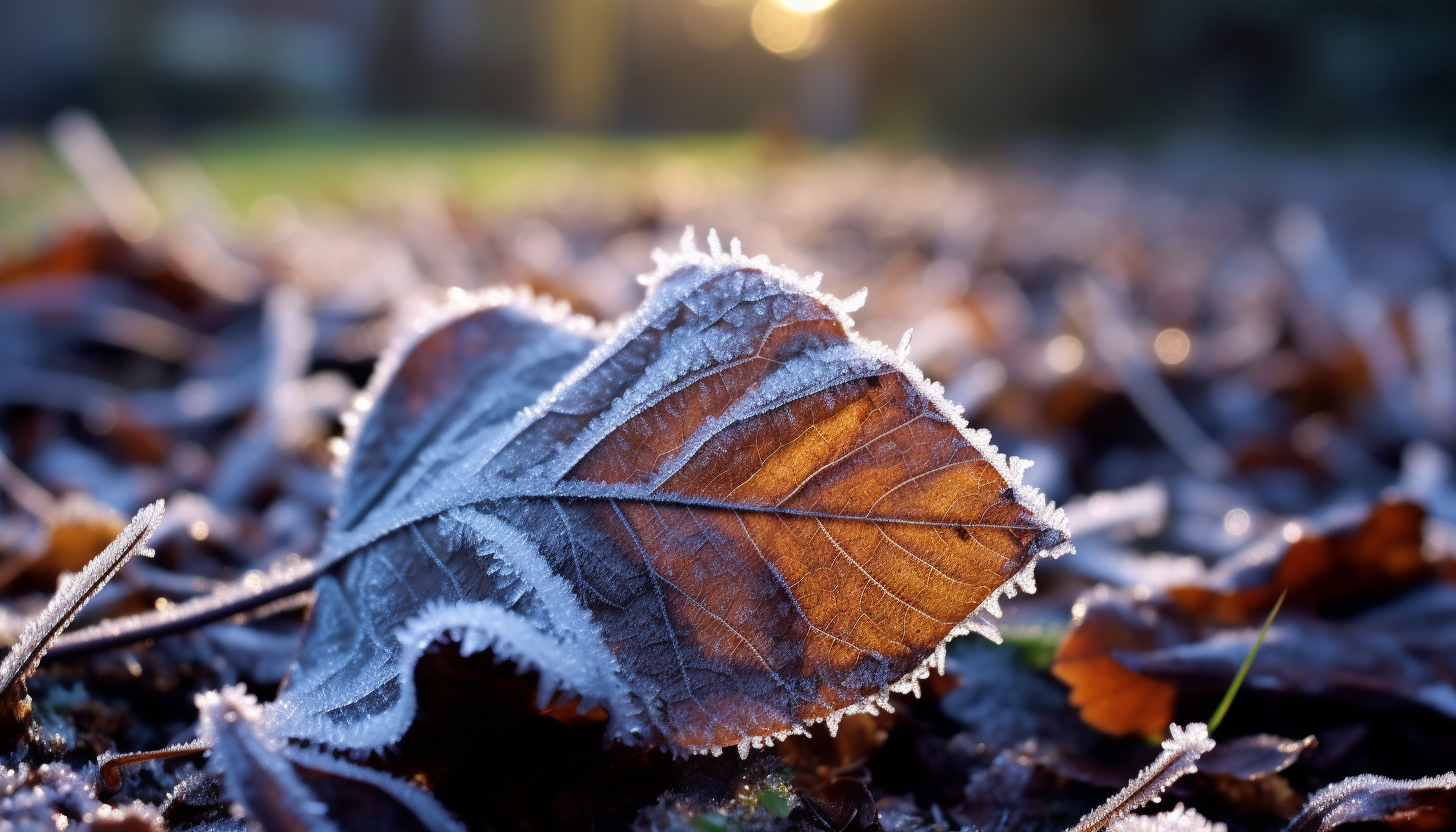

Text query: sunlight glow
(751, 0), (825, 58)
(777, 0), (840, 13)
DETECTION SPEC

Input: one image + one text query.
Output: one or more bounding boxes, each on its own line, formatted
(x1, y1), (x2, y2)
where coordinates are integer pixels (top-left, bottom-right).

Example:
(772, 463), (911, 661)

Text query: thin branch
(98, 739), (209, 793)
(47, 557), (322, 659)
(0, 500), (165, 700)
(1066, 723), (1216, 832)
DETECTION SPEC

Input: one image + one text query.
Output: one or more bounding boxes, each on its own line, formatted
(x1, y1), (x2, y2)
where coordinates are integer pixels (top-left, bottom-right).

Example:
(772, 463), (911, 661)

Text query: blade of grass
(1207, 588), (1287, 735)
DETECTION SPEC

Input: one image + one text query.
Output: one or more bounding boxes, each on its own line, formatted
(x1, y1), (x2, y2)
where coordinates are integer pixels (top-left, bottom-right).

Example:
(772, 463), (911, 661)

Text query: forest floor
(0, 123), (1454, 831)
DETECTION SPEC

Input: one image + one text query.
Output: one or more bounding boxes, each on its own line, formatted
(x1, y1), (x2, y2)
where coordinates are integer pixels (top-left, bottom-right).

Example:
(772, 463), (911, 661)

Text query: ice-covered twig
(0, 500), (165, 700)
(1066, 723), (1216, 832)
(49, 555), (320, 659)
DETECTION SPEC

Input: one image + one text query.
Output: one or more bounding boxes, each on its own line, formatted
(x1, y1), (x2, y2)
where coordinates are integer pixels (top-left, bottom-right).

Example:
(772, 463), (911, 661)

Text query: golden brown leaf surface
(278, 244), (1071, 755)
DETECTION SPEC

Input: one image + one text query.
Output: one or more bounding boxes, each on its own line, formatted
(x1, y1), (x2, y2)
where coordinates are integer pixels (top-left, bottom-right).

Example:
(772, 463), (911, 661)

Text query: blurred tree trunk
(541, 0), (621, 129)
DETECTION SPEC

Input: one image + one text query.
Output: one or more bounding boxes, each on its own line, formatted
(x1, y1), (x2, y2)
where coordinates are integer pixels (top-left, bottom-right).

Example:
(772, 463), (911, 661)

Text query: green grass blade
(1207, 589), (1287, 735)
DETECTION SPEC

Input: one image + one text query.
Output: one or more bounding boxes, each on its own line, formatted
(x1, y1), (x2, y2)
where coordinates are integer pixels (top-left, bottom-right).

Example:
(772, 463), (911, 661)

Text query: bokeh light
(751, 0), (826, 58)
(1046, 335), (1085, 374)
(1154, 327), (1191, 366)
(1223, 508), (1251, 536)
(777, 0), (840, 13)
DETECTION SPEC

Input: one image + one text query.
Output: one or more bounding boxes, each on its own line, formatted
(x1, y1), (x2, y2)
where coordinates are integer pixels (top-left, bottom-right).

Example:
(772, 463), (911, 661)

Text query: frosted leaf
(1282, 771), (1456, 832)
(1197, 734), (1315, 780)
(274, 240), (1071, 756)
(1066, 723), (1216, 832)
(197, 684), (465, 832)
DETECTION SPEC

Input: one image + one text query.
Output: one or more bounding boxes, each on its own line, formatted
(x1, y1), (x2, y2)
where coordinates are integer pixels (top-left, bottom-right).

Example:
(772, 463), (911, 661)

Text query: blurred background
(2, 8), (1456, 829)
(3, 0), (1456, 143)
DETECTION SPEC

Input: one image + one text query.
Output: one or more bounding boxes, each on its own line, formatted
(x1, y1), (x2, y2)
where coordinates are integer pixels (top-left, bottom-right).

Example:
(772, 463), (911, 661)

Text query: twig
(47, 557), (322, 659)
(0, 501), (165, 701)
(98, 739), (209, 794)
(1065, 723), (1216, 832)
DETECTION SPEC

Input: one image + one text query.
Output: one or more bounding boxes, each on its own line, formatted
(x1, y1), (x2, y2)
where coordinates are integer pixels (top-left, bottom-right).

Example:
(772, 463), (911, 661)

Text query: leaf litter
(0, 118), (1454, 830)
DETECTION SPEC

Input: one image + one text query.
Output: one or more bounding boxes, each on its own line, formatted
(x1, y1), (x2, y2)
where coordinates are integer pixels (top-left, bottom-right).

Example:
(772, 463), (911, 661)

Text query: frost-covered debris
(1107, 804), (1226, 832)
(633, 765), (796, 831)
(273, 238), (1070, 757)
(195, 685), (465, 832)
(1281, 772), (1456, 832)
(0, 759), (162, 831)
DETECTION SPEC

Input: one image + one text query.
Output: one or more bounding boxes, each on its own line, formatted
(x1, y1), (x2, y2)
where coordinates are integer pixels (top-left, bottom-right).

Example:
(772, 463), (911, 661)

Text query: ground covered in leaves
(0, 124), (1454, 831)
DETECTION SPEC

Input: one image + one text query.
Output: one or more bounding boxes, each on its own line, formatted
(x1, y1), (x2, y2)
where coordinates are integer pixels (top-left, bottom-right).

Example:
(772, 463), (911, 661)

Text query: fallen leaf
(272, 236), (1071, 758)
(196, 685), (465, 832)
(1051, 587), (1189, 738)
(0, 492), (126, 594)
(1168, 501), (1432, 626)
(1198, 735), (1316, 781)
(1282, 772), (1456, 832)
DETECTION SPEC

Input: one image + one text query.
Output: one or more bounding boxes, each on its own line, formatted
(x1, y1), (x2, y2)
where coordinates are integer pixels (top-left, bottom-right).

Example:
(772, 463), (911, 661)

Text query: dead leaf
(273, 237), (1071, 758)
(196, 685), (465, 832)
(1169, 501), (1432, 626)
(1199, 735), (1316, 781)
(1282, 772), (1456, 832)
(1051, 587), (1189, 738)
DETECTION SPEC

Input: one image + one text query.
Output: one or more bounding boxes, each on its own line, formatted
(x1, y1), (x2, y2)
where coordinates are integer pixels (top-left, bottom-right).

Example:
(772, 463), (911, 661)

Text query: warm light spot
(751, 0), (824, 58)
(154, 597), (173, 611)
(777, 0), (839, 12)
(1224, 508), (1251, 537)
(1046, 334), (1085, 374)
(1282, 522), (1303, 543)
(189, 520), (210, 541)
(1154, 327), (1191, 365)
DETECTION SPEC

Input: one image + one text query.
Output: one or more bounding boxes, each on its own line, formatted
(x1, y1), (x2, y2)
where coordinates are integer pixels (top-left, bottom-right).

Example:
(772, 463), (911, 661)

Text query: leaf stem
(1207, 588), (1286, 735)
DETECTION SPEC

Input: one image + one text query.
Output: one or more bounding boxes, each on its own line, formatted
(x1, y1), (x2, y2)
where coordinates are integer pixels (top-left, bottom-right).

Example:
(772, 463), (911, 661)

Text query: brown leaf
(1051, 587), (1189, 738)
(1168, 501), (1432, 626)
(275, 238), (1072, 757)
(0, 493), (126, 594)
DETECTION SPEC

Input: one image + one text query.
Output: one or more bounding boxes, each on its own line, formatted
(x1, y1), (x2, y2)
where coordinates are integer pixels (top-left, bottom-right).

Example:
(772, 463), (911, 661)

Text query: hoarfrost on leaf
(272, 234), (1072, 756)
(1281, 771), (1456, 832)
